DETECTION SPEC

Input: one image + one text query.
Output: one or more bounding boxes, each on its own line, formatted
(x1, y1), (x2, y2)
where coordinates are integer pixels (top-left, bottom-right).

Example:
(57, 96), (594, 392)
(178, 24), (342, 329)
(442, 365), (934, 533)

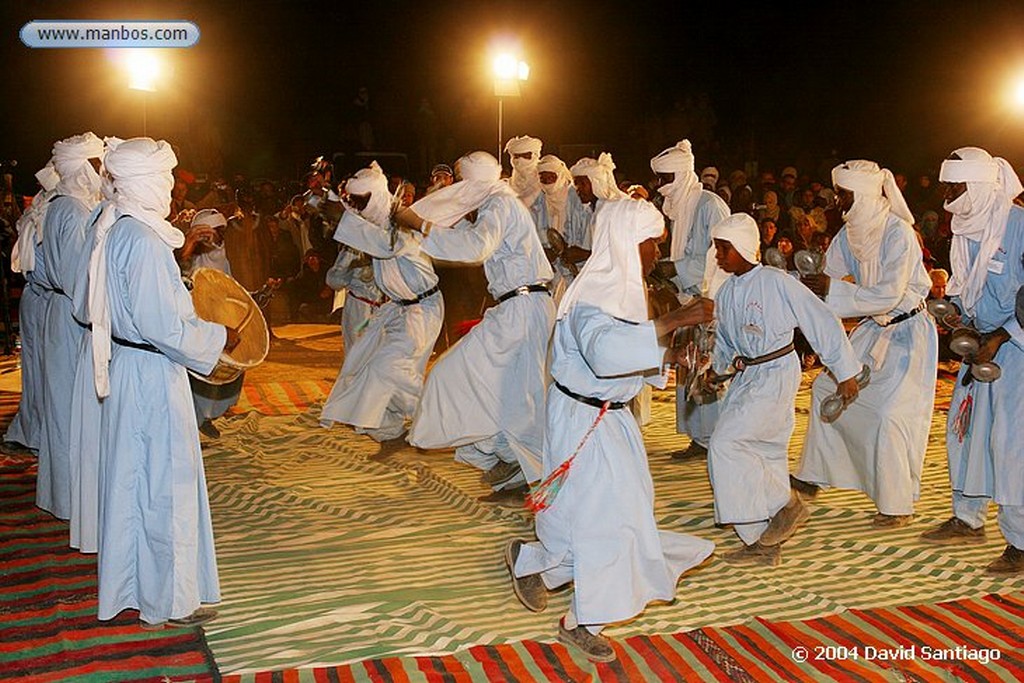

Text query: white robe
(709, 266), (860, 538)
(320, 212), (443, 441)
(326, 246), (385, 354)
(409, 191), (555, 481)
(946, 206), (1024, 509)
(672, 191), (730, 446)
(796, 215), (937, 515)
(37, 195), (92, 520)
(97, 215), (224, 624)
(515, 304), (714, 626)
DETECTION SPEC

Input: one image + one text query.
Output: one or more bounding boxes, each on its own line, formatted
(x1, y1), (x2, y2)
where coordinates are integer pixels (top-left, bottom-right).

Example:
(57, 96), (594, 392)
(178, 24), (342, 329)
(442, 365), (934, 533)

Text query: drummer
(179, 209), (242, 439)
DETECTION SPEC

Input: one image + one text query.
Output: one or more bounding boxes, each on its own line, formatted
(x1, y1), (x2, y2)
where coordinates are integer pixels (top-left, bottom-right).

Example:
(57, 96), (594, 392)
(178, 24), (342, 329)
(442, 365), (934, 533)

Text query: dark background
(3, 0), (1024, 188)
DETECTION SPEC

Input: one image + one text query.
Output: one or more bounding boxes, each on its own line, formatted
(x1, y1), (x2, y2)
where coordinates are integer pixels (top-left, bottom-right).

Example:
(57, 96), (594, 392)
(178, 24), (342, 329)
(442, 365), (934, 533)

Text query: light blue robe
(709, 265), (860, 544)
(68, 205), (103, 552)
(670, 191), (730, 447)
(326, 246), (385, 355)
(37, 195), (93, 519)
(796, 214), (937, 515)
(410, 191), (555, 483)
(321, 212), (443, 441)
(946, 205), (1024, 547)
(96, 215), (224, 624)
(6, 272), (46, 450)
(515, 304), (714, 626)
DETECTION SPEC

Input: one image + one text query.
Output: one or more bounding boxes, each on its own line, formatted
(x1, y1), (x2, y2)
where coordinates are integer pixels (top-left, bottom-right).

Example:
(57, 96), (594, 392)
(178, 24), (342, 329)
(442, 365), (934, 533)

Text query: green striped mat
(201, 374), (1023, 675)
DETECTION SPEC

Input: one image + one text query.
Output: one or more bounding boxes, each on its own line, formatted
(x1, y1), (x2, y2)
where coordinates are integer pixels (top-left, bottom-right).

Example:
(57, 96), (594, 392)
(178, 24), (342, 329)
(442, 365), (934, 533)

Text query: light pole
(492, 54), (529, 160)
(126, 50), (159, 136)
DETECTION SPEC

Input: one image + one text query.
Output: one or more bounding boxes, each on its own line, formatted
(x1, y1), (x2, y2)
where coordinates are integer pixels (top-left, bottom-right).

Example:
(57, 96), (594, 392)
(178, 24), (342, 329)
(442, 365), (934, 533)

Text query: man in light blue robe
(5, 161), (60, 453)
(90, 138), (226, 628)
(326, 246), (385, 355)
(650, 140), (730, 462)
(793, 161), (937, 528)
(37, 133), (105, 520)
(321, 162), (443, 443)
(920, 148), (1024, 575)
(399, 151), (555, 497)
(506, 198), (714, 662)
(707, 214), (859, 566)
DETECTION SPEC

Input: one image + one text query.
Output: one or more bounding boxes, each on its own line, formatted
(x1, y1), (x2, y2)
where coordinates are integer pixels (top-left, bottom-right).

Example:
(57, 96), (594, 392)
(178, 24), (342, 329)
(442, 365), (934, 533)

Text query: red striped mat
(0, 453), (219, 683)
(220, 593), (1022, 682)
(228, 379), (333, 416)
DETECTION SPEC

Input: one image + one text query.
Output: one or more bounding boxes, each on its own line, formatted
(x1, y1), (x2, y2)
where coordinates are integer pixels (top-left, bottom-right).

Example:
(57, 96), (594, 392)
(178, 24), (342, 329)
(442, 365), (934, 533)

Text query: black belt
(396, 284), (439, 306)
(883, 301), (925, 327)
(553, 380), (627, 410)
(349, 293), (387, 307)
(75, 319), (92, 331)
(732, 342), (796, 371)
(497, 283), (550, 304)
(112, 336), (162, 354)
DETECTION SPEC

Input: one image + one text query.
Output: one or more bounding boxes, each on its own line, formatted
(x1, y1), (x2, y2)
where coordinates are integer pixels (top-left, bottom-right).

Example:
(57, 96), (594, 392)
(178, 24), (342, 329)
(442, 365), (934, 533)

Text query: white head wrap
(710, 213), (760, 266)
(11, 158), (60, 274)
(345, 160), (391, 226)
(537, 154), (572, 232)
(569, 153), (627, 202)
(700, 167), (719, 187)
(557, 198), (664, 323)
(651, 140), (703, 261)
(191, 208), (227, 230)
(52, 132), (104, 206)
(831, 160), (914, 287)
(88, 138), (179, 398)
(411, 151), (514, 228)
(505, 135), (543, 207)
(939, 146), (1024, 315)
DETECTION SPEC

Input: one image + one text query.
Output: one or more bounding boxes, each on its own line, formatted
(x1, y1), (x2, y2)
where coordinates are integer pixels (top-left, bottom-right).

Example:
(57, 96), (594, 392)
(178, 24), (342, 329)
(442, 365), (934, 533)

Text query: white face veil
(831, 160), (914, 287)
(651, 139), (702, 261)
(505, 135), (543, 206)
(939, 147), (1024, 315)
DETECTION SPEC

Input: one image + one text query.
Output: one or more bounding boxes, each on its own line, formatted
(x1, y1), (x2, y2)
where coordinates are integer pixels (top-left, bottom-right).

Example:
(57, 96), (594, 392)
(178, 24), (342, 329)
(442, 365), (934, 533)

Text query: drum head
(188, 268), (270, 384)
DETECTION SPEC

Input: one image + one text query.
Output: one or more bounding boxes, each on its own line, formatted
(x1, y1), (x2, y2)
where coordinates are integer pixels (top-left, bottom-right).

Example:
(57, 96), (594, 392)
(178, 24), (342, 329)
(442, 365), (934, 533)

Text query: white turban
(831, 160), (914, 287)
(89, 137), (180, 398)
(505, 135), (543, 208)
(411, 151), (513, 228)
(344, 160), (391, 226)
(191, 208), (227, 230)
(557, 198), (665, 323)
(939, 147), (1024, 315)
(537, 154), (572, 232)
(35, 161), (60, 192)
(710, 213), (760, 266)
(52, 132), (104, 205)
(570, 153), (627, 202)
(700, 167), (719, 187)
(651, 140), (702, 261)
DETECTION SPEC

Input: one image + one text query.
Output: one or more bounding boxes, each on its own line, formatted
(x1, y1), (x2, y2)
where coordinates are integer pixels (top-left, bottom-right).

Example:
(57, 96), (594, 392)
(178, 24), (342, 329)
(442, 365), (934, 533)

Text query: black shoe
(198, 420), (221, 439)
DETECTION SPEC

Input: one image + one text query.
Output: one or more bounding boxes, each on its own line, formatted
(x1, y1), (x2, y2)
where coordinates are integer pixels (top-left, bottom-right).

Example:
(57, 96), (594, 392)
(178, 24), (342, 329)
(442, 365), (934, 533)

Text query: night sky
(3, 0), (1024, 190)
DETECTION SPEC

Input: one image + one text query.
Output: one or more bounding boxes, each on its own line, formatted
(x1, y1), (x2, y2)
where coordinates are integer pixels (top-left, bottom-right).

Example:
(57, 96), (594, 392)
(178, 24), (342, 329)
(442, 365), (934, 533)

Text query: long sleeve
(782, 275), (861, 382)
(571, 306), (662, 378)
(825, 220), (916, 318)
(421, 205), (503, 264)
(333, 211), (396, 259)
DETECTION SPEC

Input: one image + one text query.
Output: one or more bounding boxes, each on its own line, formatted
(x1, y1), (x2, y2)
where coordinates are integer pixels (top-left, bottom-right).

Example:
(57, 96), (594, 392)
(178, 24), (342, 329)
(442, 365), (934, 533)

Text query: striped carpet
(201, 370), (1023, 676)
(228, 379), (333, 416)
(0, 448), (218, 683)
(217, 592), (1023, 681)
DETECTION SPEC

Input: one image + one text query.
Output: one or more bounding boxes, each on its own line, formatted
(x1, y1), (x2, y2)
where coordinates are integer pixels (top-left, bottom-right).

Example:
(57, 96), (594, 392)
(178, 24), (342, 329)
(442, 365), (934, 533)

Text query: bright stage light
(493, 53), (518, 80)
(1013, 75), (1024, 110)
(126, 50), (160, 92)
